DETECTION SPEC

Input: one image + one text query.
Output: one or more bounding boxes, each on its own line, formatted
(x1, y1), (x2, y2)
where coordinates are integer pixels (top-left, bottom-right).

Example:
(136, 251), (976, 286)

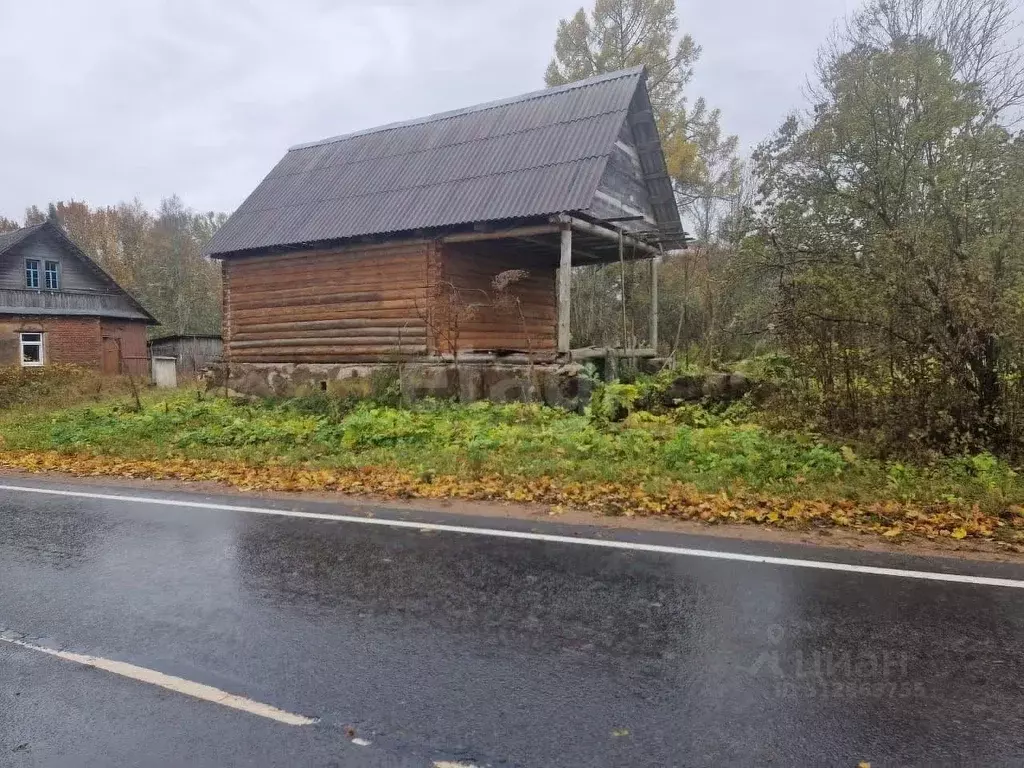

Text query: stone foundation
(209, 361), (589, 409)
(206, 361), (757, 411)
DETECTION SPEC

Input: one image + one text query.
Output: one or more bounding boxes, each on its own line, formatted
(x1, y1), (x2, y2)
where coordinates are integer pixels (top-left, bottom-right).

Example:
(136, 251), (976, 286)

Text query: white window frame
(44, 260), (60, 290)
(20, 332), (44, 367)
(25, 258), (40, 289)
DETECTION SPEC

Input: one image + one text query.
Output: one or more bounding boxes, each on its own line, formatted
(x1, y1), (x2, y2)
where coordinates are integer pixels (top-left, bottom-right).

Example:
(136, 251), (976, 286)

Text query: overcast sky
(0, 0), (859, 221)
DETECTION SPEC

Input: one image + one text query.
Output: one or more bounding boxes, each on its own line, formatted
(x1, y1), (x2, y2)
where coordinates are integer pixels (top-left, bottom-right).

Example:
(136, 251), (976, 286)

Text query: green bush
(588, 381), (641, 421)
(663, 424), (849, 486)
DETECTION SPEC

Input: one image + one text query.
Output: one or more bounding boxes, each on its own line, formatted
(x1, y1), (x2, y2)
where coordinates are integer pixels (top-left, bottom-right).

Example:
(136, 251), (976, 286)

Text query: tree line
(0, 198), (224, 337)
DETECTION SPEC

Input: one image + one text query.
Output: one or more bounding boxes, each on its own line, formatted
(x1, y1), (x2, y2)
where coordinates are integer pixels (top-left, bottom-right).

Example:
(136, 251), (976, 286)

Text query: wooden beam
(442, 224), (559, 244)
(570, 346), (656, 360)
(619, 228), (628, 351)
(558, 224), (572, 354)
(552, 215), (659, 257)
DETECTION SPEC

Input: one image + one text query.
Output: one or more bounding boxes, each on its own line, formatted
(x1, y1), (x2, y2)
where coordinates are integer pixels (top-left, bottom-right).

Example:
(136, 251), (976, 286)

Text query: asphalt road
(0, 478), (1022, 767)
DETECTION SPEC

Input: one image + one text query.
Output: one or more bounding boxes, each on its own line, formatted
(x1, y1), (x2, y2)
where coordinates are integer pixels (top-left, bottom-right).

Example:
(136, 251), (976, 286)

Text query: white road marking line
(0, 635), (316, 726)
(1, 483), (1023, 590)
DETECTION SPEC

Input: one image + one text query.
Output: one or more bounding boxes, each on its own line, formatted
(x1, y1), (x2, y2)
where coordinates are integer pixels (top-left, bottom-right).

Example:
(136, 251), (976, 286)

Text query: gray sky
(0, 0), (858, 221)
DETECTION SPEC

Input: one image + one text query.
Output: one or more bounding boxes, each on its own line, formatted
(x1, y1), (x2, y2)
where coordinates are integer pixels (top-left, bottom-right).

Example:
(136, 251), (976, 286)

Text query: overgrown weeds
(2, 389), (1022, 518)
(3, 364), (1023, 544)
(0, 364), (137, 411)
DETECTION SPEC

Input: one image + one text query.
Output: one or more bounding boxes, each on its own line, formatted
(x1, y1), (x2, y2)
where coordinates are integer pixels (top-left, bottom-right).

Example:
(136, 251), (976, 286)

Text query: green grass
(1, 388), (1021, 511)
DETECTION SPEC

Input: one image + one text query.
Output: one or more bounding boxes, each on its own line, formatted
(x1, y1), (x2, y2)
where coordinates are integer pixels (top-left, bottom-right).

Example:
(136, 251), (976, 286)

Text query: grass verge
(1, 389), (1023, 547)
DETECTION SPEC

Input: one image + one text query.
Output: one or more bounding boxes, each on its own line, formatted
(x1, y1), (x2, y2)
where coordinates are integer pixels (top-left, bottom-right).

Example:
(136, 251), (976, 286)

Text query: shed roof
(207, 67), (680, 257)
(148, 333), (223, 344)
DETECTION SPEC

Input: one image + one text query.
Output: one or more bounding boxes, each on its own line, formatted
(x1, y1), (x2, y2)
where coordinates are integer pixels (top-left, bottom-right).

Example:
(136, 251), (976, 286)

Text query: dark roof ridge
(149, 333), (222, 342)
(290, 66), (645, 151)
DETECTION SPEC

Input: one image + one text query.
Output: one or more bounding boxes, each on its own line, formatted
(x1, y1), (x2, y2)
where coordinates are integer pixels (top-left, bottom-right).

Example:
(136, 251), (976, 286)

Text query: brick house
(0, 221), (156, 374)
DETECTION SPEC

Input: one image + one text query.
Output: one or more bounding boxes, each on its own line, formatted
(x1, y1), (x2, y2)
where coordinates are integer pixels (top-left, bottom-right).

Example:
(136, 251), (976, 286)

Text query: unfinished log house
(206, 67), (684, 394)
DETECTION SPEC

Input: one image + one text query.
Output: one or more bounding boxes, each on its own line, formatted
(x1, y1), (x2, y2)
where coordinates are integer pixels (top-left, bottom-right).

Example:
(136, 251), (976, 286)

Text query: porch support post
(650, 254), (660, 352)
(619, 229), (628, 350)
(558, 223), (572, 354)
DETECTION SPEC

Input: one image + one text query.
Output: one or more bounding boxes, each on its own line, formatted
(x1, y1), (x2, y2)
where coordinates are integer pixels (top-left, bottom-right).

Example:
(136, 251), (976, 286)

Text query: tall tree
(545, 0), (740, 211)
(32, 197), (225, 336)
(751, 0), (1024, 450)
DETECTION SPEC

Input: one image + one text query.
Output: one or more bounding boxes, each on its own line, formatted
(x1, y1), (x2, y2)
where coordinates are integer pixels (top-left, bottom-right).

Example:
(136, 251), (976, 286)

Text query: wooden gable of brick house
(206, 67), (684, 368)
(0, 221), (156, 374)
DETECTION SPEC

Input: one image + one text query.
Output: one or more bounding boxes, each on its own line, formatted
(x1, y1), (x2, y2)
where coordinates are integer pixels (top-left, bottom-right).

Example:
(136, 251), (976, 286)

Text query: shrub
(0, 364), (135, 411)
(5, 388), (1024, 511)
(588, 381), (640, 421)
(663, 423), (849, 486)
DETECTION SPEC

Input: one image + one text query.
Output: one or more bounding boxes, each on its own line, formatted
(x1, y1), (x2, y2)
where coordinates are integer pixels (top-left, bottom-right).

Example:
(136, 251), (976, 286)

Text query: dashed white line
(1, 483), (1023, 589)
(0, 635), (316, 726)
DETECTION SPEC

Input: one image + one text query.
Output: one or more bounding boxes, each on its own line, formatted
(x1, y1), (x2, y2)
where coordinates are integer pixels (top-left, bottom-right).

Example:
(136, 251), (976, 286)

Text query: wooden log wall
(223, 241), (434, 363)
(439, 242), (557, 357)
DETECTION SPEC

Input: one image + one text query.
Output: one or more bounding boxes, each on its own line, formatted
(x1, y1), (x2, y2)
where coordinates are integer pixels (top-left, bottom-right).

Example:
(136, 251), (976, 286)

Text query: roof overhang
(211, 212), (682, 264)
(0, 308), (157, 323)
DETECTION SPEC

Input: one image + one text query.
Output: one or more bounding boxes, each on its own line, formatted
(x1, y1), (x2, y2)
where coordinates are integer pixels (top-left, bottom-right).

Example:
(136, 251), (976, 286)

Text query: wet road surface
(0, 478), (1022, 767)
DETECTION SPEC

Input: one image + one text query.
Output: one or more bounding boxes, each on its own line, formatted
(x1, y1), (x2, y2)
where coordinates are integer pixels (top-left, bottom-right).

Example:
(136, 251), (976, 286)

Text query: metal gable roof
(206, 68), (661, 256)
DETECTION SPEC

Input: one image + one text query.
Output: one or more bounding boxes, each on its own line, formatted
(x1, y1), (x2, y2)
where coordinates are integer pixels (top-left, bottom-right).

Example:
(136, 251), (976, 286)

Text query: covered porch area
(437, 213), (680, 365)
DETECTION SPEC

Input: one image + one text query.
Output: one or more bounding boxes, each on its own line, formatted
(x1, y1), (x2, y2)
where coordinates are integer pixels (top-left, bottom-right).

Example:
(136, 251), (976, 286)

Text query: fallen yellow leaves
(0, 450), (1021, 546)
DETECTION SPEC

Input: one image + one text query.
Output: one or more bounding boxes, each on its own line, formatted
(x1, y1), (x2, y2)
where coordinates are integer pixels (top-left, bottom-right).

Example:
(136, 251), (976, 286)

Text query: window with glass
(25, 259), (40, 289)
(20, 333), (43, 366)
(44, 260), (60, 290)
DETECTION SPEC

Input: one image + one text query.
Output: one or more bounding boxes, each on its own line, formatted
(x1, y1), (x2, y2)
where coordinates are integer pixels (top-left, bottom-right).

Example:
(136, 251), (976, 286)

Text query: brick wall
(0, 316), (107, 368)
(48, 317), (103, 366)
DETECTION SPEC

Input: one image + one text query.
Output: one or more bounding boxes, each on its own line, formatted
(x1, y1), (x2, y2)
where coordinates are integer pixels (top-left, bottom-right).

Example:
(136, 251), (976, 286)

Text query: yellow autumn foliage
(1, 449), (1020, 546)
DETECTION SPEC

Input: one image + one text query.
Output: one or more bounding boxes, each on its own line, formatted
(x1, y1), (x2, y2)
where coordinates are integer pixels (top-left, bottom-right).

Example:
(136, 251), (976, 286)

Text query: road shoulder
(3, 468), (1024, 576)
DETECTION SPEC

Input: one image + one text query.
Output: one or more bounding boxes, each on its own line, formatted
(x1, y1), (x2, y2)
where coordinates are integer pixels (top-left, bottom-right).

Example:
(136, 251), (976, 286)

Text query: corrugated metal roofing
(207, 67), (656, 256)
